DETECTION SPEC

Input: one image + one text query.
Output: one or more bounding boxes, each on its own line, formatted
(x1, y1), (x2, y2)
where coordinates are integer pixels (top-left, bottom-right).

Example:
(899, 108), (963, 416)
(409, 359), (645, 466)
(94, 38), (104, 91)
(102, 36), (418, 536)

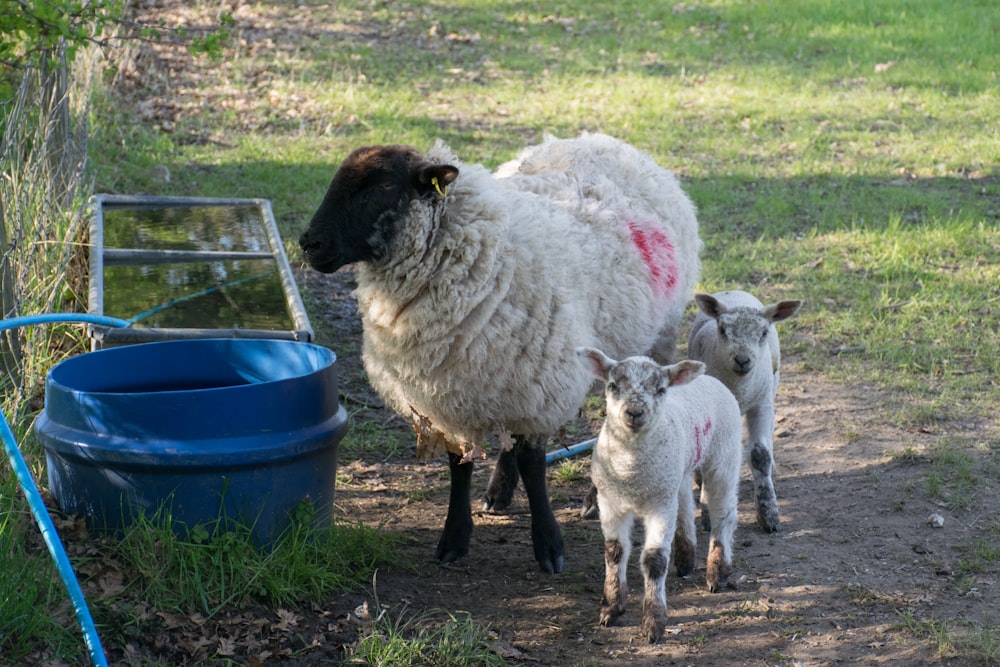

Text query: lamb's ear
(664, 360), (704, 387)
(413, 163), (459, 197)
(576, 347), (616, 379)
(765, 299), (803, 323)
(694, 293), (725, 320)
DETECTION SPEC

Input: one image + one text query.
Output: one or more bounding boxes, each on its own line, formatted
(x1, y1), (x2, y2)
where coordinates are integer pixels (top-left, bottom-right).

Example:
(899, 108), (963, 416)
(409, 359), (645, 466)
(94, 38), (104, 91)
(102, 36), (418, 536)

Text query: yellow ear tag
(431, 176), (447, 197)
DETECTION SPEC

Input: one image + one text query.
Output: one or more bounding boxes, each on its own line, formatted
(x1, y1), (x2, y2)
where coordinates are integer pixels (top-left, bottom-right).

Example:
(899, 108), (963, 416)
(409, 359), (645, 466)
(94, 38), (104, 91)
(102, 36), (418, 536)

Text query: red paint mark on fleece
(627, 220), (678, 298)
(693, 419), (712, 467)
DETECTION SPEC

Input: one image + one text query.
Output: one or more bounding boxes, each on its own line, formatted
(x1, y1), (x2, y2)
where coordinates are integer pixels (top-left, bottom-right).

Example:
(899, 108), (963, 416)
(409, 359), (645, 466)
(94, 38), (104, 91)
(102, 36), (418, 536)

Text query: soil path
(298, 267), (995, 667)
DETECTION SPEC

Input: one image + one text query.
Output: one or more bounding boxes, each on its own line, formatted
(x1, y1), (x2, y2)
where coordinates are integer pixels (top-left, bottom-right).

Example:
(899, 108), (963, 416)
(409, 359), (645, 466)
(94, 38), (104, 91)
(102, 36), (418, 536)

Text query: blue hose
(546, 437), (596, 464)
(1, 313), (129, 667)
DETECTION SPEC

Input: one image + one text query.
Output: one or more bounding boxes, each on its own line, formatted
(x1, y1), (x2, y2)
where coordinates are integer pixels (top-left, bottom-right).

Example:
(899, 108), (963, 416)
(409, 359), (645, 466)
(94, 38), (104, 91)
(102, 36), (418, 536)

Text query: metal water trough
(88, 194), (312, 348)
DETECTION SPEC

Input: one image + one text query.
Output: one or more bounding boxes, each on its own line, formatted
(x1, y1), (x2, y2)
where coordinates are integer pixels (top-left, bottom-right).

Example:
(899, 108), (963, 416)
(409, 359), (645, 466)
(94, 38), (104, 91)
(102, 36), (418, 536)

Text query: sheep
(298, 132), (701, 573)
(576, 347), (742, 643)
(688, 290), (803, 533)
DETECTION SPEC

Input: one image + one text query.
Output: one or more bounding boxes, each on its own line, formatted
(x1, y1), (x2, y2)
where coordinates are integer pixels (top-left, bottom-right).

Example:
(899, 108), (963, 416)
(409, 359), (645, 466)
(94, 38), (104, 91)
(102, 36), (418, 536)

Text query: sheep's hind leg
(436, 452), (474, 564)
(482, 447), (519, 512)
(515, 436), (565, 573)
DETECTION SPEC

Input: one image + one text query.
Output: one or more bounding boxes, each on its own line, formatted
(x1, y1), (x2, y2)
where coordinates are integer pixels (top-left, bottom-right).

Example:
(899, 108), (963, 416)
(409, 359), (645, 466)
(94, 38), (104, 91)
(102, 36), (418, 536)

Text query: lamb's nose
(625, 408), (645, 429)
(734, 355), (752, 374)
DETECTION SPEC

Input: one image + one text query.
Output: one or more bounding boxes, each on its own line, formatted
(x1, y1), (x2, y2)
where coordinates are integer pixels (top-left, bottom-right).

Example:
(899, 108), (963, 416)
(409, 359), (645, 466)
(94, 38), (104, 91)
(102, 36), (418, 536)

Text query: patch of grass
(922, 439), (980, 510)
(552, 458), (588, 485)
(0, 499), (84, 664)
(349, 607), (509, 667)
(956, 519), (1000, 576)
(105, 502), (397, 619)
(341, 409), (414, 461)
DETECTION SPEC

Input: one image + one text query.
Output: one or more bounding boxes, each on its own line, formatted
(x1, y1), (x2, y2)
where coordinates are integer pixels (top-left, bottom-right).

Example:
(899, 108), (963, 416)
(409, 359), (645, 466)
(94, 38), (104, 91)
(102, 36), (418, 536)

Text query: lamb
(298, 132), (701, 573)
(576, 347), (742, 643)
(688, 290), (803, 533)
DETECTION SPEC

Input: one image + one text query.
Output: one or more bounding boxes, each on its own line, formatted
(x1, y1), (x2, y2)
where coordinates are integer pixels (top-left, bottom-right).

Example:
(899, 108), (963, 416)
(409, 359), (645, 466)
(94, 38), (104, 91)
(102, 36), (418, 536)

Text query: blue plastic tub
(35, 338), (348, 547)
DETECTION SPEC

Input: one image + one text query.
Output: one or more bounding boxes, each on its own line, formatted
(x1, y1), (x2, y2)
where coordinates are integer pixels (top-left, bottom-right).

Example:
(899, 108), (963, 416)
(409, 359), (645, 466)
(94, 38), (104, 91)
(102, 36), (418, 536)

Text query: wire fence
(0, 43), (96, 429)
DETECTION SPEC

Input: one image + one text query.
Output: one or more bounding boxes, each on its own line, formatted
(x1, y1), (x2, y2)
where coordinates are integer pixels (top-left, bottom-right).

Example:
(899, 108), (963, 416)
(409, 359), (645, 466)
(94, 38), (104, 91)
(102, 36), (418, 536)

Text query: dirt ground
(289, 267), (999, 667)
(78, 3), (998, 663)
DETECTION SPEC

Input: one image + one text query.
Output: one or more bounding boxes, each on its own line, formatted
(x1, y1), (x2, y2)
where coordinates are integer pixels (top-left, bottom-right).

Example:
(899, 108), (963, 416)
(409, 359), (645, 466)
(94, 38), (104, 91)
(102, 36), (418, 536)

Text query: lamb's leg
(746, 402), (780, 533)
(482, 447), (519, 512)
(672, 481), (697, 578)
(701, 461), (739, 592)
(639, 512), (674, 643)
(515, 436), (565, 574)
(580, 482), (599, 520)
(599, 508), (632, 627)
(436, 452), (474, 564)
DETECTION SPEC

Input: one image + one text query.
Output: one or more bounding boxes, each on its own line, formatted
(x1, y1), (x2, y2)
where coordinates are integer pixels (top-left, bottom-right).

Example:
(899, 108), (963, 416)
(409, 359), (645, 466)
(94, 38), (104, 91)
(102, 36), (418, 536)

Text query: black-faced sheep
(298, 133), (701, 573)
(688, 290), (803, 532)
(577, 347), (742, 643)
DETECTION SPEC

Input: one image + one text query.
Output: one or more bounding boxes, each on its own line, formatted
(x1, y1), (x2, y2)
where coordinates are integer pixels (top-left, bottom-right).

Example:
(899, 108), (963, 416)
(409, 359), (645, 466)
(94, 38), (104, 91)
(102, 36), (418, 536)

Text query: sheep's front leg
(746, 402), (780, 533)
(639, 512), (674, 643)
(482, 447), (519, 512)
(515, 436), (565, 573)
(436, 452), (474, 563)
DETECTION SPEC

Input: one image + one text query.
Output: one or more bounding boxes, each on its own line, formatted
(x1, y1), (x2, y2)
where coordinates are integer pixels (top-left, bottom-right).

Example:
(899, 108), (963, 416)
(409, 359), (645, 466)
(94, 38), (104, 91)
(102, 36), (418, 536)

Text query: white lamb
(688, 290), (803, 533)
(577, 347), (742, 643)
(298, 132), (701, 573)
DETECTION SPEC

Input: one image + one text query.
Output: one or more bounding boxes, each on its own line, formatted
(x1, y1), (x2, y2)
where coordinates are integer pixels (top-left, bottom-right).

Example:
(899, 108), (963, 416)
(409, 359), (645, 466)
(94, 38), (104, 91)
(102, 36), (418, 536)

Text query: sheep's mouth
(731, 368), (751, 376)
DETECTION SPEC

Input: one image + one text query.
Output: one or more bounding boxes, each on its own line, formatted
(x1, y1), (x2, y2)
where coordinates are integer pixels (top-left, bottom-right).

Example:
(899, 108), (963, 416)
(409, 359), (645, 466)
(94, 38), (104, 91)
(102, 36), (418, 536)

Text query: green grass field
(3, 0), (998, 663)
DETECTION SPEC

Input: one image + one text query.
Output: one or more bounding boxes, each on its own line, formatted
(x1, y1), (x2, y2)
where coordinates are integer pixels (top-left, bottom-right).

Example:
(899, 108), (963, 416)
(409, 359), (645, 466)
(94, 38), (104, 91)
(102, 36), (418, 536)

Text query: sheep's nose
(733, 355), (752, 374)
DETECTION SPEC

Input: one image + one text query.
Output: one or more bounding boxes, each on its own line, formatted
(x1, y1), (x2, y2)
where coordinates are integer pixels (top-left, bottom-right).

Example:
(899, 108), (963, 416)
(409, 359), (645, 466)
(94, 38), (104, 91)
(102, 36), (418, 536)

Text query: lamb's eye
(655, 385), (667, 396)
(607, 382), (618, 394)
(718, 324), (727, 338)
(759, 330), (768, 343)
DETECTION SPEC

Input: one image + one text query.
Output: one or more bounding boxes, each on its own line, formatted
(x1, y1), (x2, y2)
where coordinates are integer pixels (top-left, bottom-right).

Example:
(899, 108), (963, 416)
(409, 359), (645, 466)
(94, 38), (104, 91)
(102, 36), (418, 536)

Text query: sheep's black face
(299, 145), (459, 273)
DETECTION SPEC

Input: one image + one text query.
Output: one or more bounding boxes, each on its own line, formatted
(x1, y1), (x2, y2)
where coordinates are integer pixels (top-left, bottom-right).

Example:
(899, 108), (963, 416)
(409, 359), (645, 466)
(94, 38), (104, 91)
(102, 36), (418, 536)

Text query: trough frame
(88, 194), (313, 349)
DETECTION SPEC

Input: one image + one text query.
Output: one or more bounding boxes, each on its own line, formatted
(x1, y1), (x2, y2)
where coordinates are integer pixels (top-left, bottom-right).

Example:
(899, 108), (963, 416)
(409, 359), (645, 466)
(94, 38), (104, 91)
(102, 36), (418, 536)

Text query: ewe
(578, 347), (742, 643)
(299, 133), (701, 572)
(688, 290), (803, 532)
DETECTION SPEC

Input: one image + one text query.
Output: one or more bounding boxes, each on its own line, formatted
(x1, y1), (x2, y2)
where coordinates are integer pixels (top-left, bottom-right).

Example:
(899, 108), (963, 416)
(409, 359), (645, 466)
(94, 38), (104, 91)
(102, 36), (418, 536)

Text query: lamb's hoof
(671, 535), (696, 578)
(580, 483), (600, 520)
(641, 615), (666, 644)
(707, 574), (730, 593)
(756, 506), (780, 533)
(599, 605), (624, 627)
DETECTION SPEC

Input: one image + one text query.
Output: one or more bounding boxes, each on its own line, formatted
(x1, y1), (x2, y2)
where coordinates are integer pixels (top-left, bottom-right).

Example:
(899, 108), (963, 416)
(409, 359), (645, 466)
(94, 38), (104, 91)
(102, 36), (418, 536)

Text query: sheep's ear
(765, 299), (803, 323)
(694, 293), (725, 320)
(413, 163), (459, 197)
(665, 360), (704, 387)
(576, 347), (616, 379)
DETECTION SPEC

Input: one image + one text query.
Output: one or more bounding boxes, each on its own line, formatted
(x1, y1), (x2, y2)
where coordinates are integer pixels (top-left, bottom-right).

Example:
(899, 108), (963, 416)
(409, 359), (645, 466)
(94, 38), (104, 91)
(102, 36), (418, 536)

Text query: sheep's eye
(759, 330), (768, 343)
(718, 324), (727, 338)
(655, 385), (667, 396)
(607, 382), (618, 394)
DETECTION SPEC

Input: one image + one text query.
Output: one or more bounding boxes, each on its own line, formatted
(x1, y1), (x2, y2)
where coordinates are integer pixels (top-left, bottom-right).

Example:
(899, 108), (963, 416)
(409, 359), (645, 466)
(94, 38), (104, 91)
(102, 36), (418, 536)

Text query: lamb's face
(603, 359), (668, 433)
(299, 145), (458, 273)
(714, 309), (771, 376)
